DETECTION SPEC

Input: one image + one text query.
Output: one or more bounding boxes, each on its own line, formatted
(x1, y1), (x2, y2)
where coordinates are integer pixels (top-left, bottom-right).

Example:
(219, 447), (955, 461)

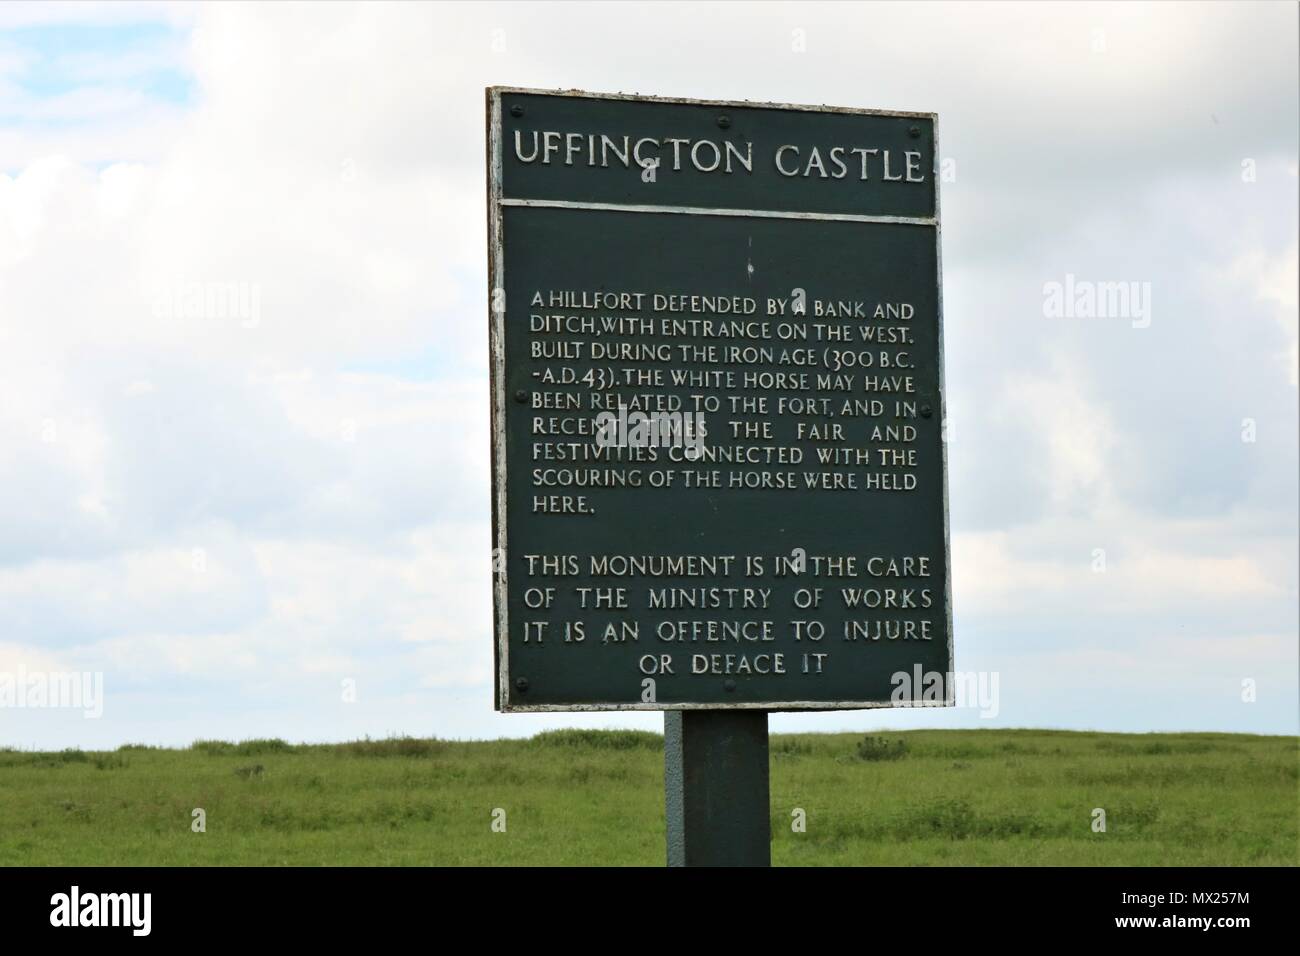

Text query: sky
(0, 1), (1296, 748)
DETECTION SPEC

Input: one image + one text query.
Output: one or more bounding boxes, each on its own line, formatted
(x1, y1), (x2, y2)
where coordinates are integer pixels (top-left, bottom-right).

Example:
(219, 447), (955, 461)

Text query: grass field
(1, 729), (1295, 866)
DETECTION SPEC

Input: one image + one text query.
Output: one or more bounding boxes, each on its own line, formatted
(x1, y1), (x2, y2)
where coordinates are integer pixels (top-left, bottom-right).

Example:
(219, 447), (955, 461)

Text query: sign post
(665, 711), (771, 866)
(487, 88), (950, 866)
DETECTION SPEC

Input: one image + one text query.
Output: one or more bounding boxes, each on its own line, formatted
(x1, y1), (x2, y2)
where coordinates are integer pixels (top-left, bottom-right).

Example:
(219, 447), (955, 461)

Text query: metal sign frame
(487, 86), (951, 713)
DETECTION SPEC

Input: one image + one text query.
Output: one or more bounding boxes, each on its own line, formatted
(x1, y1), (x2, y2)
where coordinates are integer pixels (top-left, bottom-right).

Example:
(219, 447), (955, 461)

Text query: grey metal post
(664, 710), (771, 866)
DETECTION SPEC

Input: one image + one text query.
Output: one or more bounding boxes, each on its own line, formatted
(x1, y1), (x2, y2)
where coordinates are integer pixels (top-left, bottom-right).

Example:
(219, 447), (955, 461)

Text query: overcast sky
(0, 1), (1296, 747)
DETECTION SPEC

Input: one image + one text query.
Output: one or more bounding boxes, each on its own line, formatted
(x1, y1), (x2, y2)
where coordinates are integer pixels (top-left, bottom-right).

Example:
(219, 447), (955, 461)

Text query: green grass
(0, 729), (1295, 865)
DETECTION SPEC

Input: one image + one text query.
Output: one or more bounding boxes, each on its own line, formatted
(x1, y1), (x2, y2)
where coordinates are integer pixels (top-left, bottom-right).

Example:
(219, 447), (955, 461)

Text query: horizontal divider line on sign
(498, 197), (937, 226)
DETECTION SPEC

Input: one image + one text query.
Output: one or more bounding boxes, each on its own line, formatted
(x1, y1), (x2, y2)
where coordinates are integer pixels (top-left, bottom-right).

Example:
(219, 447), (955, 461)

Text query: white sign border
(487, 86), (952, 713)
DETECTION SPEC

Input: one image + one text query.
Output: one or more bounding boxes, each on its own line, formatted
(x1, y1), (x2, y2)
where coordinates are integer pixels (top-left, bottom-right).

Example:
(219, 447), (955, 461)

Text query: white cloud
(0, 1), (1295, 745)
(1227, 242), (1299, 386)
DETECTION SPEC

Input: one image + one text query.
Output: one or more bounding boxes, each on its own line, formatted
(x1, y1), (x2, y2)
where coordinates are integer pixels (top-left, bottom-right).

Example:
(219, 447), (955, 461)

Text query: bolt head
(510, 105), (524, 118)
(717, 115), (731, 129)
(920, 405), (933, 418)
(724, 679), (737, 692)
(515, 677), (529, 692)
(515, 390), (529, 404)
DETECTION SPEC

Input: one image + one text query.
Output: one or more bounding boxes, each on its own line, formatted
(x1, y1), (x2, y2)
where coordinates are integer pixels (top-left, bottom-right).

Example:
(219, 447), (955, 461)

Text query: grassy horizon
(1, 729), (1295, 866)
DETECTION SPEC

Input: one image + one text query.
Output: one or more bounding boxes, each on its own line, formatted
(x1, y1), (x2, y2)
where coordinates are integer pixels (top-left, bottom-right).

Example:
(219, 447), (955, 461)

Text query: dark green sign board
(488, 88), (951, 712)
